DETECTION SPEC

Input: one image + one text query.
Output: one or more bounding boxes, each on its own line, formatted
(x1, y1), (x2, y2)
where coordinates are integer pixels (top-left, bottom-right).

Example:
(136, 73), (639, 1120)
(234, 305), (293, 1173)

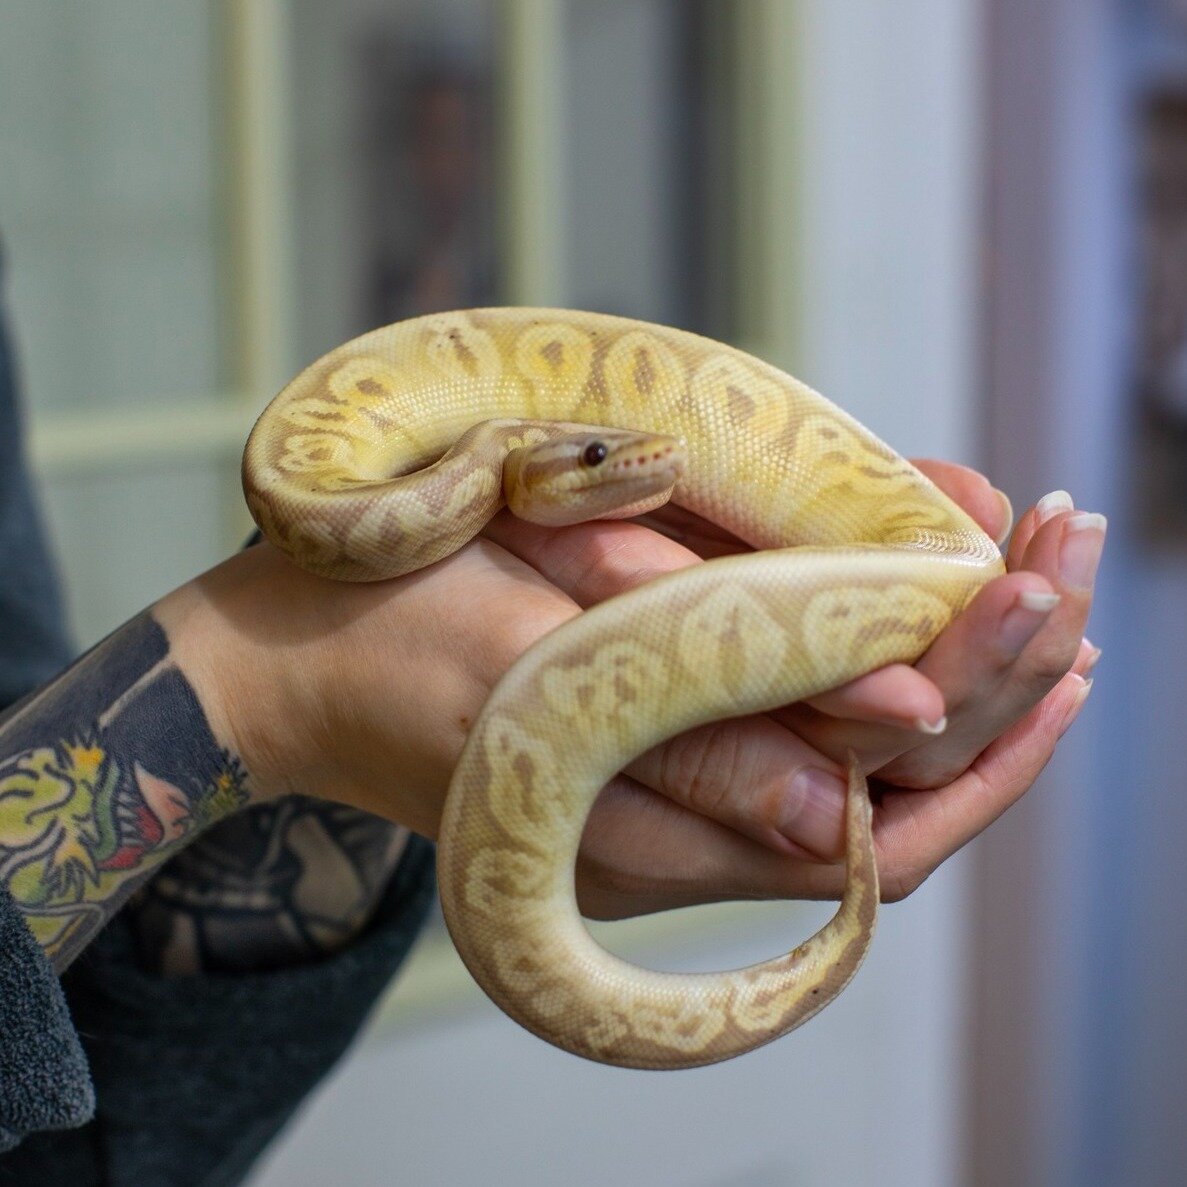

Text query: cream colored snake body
(243, 308), (1003, 1069)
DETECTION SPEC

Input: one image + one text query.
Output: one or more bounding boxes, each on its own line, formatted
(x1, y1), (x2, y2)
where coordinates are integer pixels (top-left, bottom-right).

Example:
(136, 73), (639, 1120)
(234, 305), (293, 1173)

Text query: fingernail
(993, 488), (1015, 546)
(1060, 512), (1107, 590)
(914, 715), (948, 735)
(1036, 489), (1074, 524)
(1084, 638), (1103, 673)
(1019, 590), (1061, 613)
(1000, 590), (1061, 656)
(781, 767), (847, 847)
(1059, 675), (1093, 735)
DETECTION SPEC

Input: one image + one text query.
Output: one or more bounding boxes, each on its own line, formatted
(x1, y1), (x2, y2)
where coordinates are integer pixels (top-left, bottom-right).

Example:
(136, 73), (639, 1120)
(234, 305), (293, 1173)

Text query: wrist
(1, 604), (253, 968)
(162, 540), (491, 837)
(154, 550), (302, 812)
(155, 543), (415, 826)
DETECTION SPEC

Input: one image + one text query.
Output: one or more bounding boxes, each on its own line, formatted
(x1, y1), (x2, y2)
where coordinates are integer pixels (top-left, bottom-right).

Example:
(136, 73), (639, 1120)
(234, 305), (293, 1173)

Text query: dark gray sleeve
(0, 885), (95, 1154)
(0, 244), (95, 1154)
(1, 837), (436, 1187)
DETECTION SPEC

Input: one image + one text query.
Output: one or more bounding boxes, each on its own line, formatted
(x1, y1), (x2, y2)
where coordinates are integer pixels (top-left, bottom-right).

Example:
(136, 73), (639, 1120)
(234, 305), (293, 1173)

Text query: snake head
(503, 428), (686, 526)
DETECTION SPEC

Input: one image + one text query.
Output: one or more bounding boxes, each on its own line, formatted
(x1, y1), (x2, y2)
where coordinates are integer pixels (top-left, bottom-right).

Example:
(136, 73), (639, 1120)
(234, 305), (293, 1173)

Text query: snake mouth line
(579, 462), (683, 497)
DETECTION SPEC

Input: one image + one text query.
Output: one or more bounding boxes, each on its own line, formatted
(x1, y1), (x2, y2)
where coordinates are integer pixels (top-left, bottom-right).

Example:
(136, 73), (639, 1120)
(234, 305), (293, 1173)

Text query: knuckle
(659, 723), (742, 820)
(574, 849), (648, 913)
(572, 530), (623, 581)
(1024, 633), (1081, 689)
(581, 530), (672, 594)
(874, 806), (936, 902)
(878, 858), (930, 903)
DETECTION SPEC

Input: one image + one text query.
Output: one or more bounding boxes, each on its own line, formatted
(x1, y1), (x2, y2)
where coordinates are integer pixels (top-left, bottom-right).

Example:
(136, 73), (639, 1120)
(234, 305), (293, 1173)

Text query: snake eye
(581, 441), (609, 467)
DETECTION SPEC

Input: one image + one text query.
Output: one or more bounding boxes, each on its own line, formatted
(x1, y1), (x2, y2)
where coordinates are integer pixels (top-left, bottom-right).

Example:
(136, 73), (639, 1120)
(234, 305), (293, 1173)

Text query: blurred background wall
(0, 1), (1178, 1184)
(974, 2), (1185, 1185)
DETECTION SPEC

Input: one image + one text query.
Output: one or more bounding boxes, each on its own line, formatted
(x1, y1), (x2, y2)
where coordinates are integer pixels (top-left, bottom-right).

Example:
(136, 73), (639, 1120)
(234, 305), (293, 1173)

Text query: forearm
(125, 798), (410, 976)
(0, 610), (253, 972)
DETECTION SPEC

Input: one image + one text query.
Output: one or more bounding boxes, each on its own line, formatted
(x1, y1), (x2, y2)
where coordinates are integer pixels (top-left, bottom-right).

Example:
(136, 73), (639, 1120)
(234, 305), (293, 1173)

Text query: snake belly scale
(242, 308), (1004, 1069)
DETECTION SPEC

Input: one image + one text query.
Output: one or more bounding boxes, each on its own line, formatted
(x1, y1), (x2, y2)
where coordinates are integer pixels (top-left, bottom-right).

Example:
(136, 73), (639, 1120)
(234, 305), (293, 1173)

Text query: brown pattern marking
(726, 384), (756, 423)
(539, 338), (565, 370)
(444, 326), (480, 373)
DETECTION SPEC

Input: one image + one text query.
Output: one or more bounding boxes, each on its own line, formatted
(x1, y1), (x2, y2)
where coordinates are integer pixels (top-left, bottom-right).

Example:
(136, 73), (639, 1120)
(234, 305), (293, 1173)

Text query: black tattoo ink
(128, 799), (409, 975)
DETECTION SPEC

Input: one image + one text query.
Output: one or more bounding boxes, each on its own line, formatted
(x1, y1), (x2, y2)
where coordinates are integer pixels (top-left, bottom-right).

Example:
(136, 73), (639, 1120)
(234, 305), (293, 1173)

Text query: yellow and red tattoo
(0, 614), (249, 968)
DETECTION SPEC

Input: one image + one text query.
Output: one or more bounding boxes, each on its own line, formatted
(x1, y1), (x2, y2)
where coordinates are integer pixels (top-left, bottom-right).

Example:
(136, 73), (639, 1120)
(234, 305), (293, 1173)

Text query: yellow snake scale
(242, 308), (1004, 1069)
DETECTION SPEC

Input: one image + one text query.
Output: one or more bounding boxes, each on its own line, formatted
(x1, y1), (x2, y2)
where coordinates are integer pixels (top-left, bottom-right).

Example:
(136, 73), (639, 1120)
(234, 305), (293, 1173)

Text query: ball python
(242, 308), (1003, 1069)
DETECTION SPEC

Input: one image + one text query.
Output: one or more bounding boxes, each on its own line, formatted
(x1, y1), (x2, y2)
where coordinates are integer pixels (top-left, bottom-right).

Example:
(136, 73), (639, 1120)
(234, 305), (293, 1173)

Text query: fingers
(873, 666), (1092, 901)
(767, 569), (1059, 776)
(482, 509), (702, 607)
(624, 718), (849, 861)
(801, 664), (946, 733)
(911, 458), (1014, 544)
(489, 513), (952, 864)
(577, 662), (1096, 919)
(575, 772), (849, 920)
(491, 481), (1104, 917)
(874, 491), (1104, 789)
(1007, 488), (1071, 569)
(867, 573), (1061, 786)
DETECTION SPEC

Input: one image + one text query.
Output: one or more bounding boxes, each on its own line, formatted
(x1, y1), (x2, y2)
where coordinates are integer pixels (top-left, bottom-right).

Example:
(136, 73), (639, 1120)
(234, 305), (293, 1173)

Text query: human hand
(484, 462), (1102, 916)
(160, 462), (1101, 921)
(775, 474), (1104, 901)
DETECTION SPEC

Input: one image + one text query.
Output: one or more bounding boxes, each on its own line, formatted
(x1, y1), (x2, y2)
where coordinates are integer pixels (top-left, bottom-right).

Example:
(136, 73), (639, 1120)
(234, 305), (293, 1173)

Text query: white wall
(974, 2), (1187, 1184)
(793, 0), (981, 464)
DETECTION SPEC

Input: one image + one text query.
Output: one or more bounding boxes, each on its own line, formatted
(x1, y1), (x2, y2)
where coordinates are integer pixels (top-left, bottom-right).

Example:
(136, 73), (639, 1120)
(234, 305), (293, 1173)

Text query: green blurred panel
(0, 0), (224, 414)
(38, 460), (236, 649)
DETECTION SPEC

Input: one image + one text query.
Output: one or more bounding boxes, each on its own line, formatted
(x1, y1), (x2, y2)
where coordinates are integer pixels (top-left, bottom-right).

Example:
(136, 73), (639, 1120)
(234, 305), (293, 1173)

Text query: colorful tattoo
(0, 614), (249, 969)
